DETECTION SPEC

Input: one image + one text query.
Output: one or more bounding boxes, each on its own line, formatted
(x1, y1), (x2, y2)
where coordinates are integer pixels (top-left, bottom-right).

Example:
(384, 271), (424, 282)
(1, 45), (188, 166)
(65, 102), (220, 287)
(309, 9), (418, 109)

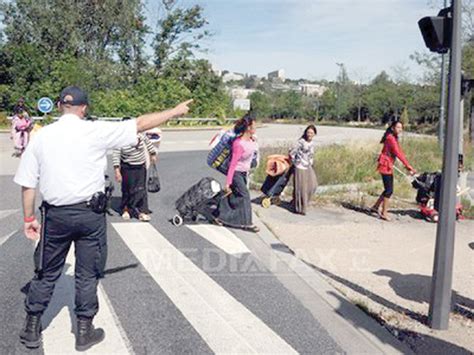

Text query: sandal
(379, 213), (391, 222)
(122, 211), (131, 220)
(213, 218), (224, 227)
(369, 207), (379, 215)
(138, 213), (151, 222)
(244, 225), (260, 233)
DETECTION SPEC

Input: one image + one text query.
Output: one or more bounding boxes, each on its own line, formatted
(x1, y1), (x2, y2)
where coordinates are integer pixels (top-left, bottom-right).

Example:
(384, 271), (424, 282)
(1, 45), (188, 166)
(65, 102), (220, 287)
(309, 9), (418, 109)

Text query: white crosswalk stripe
(187, 224), (251, 256)
(41, 247), (132, 354)
(0, 231), (16, 247)
(0, 209), (19, 219)
(113, 222), (297, 354)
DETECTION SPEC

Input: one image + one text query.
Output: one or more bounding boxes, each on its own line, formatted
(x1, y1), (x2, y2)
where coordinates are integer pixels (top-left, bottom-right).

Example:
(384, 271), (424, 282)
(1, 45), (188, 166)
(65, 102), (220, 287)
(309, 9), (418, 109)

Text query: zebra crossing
(0, 151), (403, 354)
(0, 213), (344, 354)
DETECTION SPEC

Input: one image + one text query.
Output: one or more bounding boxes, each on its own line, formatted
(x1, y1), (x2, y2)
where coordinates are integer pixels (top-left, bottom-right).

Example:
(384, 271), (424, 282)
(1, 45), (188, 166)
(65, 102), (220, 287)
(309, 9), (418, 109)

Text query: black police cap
(59, 86), (89, 106)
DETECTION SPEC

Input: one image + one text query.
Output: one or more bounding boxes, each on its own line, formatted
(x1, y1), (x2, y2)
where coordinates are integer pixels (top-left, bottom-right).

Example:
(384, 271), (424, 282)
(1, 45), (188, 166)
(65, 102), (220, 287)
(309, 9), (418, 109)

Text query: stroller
(173, 177), (224, 226)
(260, 155), (294, 208)
(411, 172), (464, 222)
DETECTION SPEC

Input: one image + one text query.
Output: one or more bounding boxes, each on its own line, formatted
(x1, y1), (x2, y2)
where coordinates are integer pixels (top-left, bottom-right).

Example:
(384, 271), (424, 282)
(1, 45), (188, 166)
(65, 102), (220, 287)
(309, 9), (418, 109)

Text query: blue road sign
(37, 97), (54, 114)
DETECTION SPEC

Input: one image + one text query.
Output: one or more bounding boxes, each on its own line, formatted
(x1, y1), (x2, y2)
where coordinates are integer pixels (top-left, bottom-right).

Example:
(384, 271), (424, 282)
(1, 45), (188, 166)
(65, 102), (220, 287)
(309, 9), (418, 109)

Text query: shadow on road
(374, 269), (474, 320)
(304, 261), (428, 324)
(251, 196), (295, 213)
(330, 291), (471, 354)
(103, 263), (139, 275)
(303, 261), (472, 353)
(341, 202), (426, 222)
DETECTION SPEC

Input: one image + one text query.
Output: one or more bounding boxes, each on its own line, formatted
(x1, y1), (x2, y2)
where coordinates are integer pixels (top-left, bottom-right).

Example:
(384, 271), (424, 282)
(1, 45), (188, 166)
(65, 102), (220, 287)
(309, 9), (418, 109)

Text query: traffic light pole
(428, 0), (462, 330)
(439, 0), (448, 149)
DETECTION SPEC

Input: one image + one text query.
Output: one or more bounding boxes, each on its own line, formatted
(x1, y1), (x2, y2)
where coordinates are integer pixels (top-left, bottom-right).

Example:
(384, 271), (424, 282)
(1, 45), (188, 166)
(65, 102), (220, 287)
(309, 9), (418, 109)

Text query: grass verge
(253, 137), (473, 212)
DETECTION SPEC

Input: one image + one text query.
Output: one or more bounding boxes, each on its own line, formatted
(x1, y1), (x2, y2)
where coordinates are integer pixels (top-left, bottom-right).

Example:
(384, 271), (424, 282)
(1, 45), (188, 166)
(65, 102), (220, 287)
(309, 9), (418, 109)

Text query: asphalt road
(0, 142), (412, 354)
(0, 123), (387, 175)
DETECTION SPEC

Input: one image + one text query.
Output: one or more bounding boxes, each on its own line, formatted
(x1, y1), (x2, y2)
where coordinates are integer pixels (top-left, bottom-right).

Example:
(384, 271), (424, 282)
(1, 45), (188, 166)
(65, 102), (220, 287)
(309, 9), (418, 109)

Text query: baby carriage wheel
(262, 197), (272, 209)
(172, 214), (184, 227)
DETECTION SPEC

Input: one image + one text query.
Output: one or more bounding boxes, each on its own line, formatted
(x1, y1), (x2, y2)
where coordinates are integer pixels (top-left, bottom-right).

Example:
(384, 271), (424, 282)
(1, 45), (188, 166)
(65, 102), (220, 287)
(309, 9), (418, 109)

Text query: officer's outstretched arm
(136, 99), (193, 132)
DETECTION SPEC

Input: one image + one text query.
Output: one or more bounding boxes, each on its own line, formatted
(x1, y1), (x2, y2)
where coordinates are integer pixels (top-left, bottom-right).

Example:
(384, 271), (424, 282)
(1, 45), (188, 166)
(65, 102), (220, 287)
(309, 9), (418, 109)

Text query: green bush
(0, 112), (10, 128)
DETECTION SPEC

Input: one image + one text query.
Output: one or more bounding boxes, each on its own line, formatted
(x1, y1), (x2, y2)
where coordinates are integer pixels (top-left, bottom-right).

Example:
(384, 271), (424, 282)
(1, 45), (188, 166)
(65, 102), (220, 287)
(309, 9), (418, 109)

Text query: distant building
(233, 99), (251, 111)
(211, 64), (222, 78)
(299, 83), (327, 97)
(270, 83), (299, 92)
(228, 87), (257, 100)
(222, 72), (245, 83)
(267, 69), (285, 82)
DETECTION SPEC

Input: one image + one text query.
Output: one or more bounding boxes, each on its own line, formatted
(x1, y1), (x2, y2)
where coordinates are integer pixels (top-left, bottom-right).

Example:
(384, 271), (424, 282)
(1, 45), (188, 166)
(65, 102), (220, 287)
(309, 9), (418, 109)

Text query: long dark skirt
(216, 171), (252, 226)
(120, 162), (150, 216)
(293, 167), (318, 214)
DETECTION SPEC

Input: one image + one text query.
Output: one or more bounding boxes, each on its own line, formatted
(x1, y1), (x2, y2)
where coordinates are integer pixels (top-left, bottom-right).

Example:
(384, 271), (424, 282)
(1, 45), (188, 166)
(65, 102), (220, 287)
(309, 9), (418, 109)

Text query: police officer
(14, 86), (192, 351)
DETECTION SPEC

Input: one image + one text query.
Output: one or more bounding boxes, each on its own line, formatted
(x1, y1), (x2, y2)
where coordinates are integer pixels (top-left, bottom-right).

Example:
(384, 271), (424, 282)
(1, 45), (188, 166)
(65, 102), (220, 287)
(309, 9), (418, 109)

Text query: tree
(0, 0), (230, 118)
(153, 0), (211, 72)
(0, 0), (147, 109)
(334, 63), (355, 120)
(363, 71), (398, 122)
(400, 107), (409, 127)
(249, 92), (272, 119)
(319, 88), (337, 120)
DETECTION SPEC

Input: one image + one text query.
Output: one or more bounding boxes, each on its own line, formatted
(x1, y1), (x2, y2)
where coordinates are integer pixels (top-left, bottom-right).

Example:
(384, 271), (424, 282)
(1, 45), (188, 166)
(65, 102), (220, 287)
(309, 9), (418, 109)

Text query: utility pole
(439, 0), (449, 149)
(428, 0), (462, 330)
(336, 62), (344, 120)
(470, 101), (474, 142)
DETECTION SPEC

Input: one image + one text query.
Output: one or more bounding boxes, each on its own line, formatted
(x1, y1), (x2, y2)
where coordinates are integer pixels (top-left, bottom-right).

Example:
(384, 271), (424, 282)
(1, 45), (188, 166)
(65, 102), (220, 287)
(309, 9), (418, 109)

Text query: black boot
(19, 314), (42, 349)
(75, 317), (105, 352)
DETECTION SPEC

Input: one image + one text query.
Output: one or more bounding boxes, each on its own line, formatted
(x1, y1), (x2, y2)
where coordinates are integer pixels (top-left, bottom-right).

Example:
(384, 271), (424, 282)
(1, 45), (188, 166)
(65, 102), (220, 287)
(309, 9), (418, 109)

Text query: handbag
(147, 162), (161, 193)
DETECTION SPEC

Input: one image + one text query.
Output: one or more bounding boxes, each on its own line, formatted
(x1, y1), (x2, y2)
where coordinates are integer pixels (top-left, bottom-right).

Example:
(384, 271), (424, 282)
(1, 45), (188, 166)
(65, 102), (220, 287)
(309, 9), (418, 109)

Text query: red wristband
(24, 215), (36, 223)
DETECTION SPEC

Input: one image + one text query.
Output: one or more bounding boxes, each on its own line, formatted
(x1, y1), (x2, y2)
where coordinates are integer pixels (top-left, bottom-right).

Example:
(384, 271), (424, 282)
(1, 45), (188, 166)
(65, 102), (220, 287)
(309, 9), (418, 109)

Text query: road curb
(250, 210), (413, 354)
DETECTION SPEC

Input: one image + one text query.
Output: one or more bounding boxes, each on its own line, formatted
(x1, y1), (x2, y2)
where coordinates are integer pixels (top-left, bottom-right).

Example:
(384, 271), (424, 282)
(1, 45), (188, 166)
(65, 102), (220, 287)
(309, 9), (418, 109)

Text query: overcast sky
(146, 0), (437, 82)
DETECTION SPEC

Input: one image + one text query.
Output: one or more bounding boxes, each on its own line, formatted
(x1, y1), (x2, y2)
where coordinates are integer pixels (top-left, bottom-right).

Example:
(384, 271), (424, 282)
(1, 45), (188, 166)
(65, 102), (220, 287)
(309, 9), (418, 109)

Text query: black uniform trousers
(25, 203), (107, 319)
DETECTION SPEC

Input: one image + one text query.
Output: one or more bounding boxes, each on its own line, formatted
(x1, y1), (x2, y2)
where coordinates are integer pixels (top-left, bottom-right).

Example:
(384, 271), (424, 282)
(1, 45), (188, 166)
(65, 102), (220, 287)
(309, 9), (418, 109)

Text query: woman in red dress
(371, 121), (416, 221)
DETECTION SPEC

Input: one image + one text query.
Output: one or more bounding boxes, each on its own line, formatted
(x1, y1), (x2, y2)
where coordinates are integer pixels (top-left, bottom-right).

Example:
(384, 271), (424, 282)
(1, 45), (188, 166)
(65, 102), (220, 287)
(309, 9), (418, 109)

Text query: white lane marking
(0, 209), (19, 219)
(187, 224), (250, 257)
(0, 230), (16, 246)
(42, 247), (131, 354)
(112, 222), (297, 355)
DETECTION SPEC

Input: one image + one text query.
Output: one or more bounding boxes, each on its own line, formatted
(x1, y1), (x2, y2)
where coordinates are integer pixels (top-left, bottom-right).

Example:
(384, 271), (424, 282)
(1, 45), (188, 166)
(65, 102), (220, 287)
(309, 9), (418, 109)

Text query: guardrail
(7, 116), (238, 124)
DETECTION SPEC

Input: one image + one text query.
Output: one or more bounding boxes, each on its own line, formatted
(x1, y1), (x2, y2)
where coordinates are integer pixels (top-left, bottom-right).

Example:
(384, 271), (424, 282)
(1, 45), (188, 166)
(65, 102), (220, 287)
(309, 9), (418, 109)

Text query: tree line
(1, 0), (473, 128)
(0, 0), (230, 118)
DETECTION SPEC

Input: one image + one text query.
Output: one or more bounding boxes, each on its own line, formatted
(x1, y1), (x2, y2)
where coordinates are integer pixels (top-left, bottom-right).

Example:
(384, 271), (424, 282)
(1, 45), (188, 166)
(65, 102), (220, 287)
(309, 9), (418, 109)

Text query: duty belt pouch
(89, 192), (108, 214)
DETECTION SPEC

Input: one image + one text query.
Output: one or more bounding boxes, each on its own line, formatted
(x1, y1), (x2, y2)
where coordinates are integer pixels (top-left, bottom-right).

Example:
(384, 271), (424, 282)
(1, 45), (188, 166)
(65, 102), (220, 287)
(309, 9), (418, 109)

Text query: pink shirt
(226, 137), (257, 186)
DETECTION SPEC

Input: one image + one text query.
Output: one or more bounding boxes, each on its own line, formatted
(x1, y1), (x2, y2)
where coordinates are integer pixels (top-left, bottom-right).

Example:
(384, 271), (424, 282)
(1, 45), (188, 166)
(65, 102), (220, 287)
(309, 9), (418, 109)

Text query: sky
(146, 0), (437, 82)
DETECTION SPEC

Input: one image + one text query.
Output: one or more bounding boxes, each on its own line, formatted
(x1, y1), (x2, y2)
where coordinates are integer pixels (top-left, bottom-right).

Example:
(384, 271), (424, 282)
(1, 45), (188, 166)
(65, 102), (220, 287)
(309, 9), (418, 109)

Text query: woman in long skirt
(290, 125), (318, 215)
(113, 118), (158, 221)
(215, 114), (260, 232)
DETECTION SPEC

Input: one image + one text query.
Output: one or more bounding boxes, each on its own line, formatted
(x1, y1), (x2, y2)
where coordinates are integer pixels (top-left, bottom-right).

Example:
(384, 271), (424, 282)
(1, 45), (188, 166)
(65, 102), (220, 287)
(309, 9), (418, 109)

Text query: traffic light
(418, 8), (452, 54)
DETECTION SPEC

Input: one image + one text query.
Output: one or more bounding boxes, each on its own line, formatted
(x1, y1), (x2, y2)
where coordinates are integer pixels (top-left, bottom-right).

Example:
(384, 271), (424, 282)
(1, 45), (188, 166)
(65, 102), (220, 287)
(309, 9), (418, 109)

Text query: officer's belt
(42, 200), (91, 210)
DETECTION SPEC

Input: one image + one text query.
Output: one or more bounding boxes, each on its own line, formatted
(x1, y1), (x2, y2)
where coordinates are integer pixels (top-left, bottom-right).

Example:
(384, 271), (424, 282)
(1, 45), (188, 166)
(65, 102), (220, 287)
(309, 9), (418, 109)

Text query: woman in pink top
(11, 106), (33, 157)
(215, 115), (259, 232)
